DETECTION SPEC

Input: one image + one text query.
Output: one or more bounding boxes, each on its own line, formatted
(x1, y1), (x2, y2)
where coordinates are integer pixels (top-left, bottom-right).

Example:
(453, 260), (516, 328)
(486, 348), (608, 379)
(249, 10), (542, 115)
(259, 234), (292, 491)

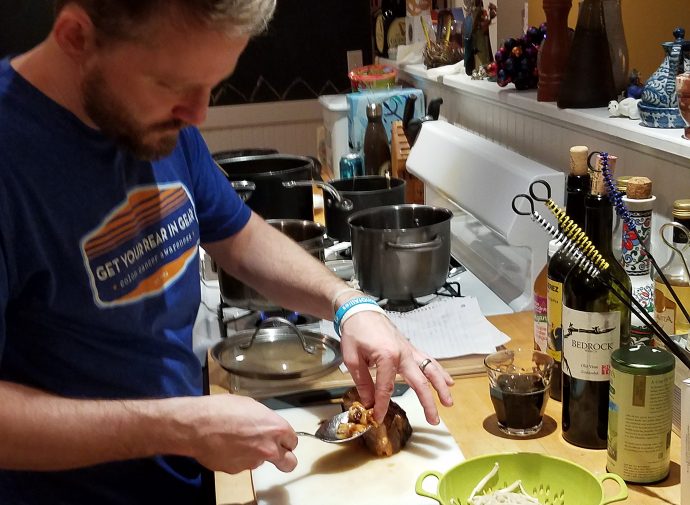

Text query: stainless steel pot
(218, 219), (327, 310)
(215, 154), (314, 221)
(348, 204), (453, 300)
(325, 176), (406, 242)
(282, 176), (406, 242)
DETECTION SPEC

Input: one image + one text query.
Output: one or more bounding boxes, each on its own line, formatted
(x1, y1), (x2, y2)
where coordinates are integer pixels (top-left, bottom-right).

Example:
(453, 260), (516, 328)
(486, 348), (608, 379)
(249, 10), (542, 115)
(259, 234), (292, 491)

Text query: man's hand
(338, 311), (454, 425)
(175, 394), (298, 474)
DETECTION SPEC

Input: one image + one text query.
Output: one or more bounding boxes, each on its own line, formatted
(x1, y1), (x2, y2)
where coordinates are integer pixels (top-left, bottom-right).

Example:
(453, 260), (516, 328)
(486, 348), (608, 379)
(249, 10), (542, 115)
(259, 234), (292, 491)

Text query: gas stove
(192, 252), (512, 365)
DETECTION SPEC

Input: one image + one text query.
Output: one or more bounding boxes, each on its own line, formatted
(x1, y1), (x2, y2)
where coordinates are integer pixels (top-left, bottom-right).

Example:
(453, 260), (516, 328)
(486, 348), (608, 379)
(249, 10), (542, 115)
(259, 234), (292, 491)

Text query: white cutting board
(253, 389), (464, 505)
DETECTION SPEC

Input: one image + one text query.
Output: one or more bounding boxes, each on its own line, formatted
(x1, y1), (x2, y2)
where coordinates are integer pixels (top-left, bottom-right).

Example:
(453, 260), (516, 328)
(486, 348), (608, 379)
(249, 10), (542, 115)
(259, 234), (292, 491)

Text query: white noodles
(456, 463), (543, 505)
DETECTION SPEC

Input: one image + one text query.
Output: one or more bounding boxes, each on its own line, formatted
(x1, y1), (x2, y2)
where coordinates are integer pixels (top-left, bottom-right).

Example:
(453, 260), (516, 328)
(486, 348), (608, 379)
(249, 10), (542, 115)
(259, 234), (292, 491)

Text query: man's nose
(172, 90), (210, 126)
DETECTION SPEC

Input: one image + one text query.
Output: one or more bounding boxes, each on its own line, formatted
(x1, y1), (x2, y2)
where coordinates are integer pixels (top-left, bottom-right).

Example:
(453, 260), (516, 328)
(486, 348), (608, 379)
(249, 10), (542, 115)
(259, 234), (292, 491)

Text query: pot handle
(597, 473), (628, 505)
(415, 470), (444, 504)
(238, 317), (316, 354)
(386, 236), (443, 252)
(282, 180), (354, 211)
(230, 180), (256, 202)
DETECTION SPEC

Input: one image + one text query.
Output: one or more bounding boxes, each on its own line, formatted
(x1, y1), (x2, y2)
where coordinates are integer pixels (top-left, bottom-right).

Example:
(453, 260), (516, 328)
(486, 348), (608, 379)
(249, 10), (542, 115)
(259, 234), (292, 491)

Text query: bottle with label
(653, 199), (690, 337)
(363, 103), (391, 177)
(546, 145), (590, 402)
(534, 255), (549, 354)
(374, 0), (406, 58)
(607, 345), (674, 483)
(621, 177), (655, 345)
(561, 157), (632, 449)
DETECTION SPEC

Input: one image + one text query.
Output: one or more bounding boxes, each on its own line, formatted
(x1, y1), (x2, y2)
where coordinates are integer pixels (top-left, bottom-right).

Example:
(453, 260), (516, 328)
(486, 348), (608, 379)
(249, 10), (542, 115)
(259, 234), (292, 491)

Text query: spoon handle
(295, 432), (318, 439)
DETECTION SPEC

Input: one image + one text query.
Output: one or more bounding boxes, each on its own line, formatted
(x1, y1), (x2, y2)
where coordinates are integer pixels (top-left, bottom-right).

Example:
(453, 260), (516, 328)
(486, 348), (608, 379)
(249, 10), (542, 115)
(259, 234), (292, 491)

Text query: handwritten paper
(321, 296), (510, 360)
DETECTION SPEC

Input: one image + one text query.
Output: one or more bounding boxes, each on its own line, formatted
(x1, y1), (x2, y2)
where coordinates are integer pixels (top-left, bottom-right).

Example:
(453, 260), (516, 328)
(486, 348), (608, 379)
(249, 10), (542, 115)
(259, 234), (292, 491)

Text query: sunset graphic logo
(81, 183), (199, 307)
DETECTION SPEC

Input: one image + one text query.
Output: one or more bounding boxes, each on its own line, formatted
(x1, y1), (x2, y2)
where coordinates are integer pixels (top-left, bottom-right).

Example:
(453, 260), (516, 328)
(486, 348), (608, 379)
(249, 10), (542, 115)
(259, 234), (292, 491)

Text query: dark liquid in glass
(490, 374), (548, 430)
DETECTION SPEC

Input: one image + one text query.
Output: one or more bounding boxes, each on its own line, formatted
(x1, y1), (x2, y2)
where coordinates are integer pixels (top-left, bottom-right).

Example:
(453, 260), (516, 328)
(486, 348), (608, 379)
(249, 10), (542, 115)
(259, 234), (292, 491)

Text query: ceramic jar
(638, 28), (689, 128)
(677, 72), (690, 139)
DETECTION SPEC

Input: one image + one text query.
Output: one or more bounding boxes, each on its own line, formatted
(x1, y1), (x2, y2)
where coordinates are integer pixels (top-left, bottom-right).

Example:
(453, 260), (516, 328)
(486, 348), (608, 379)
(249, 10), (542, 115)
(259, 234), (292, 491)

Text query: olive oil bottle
(653, 199), (690, 337)
(546, 146), (590, 401)
(561, 157), (632, 449)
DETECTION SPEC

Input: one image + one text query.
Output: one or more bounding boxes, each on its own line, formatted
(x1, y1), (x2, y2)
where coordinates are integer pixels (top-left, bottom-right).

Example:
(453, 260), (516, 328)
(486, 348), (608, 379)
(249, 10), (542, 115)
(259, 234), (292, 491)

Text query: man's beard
(82, 69), (186, 161)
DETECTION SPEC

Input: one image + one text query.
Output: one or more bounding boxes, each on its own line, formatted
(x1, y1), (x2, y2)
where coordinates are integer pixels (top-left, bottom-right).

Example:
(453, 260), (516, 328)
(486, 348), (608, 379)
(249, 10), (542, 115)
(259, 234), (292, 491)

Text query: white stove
(194, 119), (562, 364)
(192, 248), (511, 365)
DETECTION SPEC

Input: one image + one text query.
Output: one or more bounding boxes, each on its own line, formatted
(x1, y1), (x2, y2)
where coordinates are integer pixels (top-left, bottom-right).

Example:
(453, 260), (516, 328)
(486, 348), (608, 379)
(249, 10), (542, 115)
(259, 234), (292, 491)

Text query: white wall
(199, 99), (322, 158)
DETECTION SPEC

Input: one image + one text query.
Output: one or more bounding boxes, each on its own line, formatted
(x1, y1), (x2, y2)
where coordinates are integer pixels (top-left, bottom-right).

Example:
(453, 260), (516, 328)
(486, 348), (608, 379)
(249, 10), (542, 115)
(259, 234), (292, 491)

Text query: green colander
(416, 453), (627, 505)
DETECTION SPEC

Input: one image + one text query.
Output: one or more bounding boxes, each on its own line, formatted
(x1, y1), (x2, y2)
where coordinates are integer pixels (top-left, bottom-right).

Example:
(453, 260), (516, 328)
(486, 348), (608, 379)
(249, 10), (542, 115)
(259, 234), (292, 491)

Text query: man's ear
(52, 5), (97, 62)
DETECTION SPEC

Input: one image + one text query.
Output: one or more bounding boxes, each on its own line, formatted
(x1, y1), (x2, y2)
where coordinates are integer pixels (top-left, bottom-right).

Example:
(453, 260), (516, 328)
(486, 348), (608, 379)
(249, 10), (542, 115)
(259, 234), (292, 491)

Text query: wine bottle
(561, 155), (632, 449)
(546, 146), (590, 402)
(533, 253), (549, 354)
(653, 199), (690, 337)
(363, 103), (391, 177)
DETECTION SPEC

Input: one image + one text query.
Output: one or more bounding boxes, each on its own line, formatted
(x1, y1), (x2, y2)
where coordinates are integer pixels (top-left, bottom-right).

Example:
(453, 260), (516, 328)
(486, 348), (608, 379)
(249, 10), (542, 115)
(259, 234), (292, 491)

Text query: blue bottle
(339, 144), (363, 179)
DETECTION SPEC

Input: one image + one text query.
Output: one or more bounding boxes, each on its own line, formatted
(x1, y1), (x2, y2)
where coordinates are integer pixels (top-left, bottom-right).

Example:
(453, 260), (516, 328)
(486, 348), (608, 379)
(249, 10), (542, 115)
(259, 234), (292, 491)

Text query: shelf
(396, 62), (690, 163)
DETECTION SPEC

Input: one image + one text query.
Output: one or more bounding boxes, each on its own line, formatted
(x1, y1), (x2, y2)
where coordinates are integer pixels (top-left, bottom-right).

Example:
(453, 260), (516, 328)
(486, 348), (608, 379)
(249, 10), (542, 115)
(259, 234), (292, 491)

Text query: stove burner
(383, 299), (420, 312)
(380, 282), (464, 312)
(217, 299), (319, 338)
(258, 310), (308, 326)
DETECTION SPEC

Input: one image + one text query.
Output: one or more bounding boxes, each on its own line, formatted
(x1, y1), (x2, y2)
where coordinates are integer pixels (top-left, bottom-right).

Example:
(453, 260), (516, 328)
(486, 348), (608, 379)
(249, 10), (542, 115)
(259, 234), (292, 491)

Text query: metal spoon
(295, 411), (372, 444)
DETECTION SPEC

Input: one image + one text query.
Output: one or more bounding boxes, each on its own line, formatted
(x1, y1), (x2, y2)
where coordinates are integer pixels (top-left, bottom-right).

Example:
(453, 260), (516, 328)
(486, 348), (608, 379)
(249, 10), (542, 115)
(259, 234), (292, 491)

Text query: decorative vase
(537, 0), (573, 101)
(602, 0), (629, 97)
(622, 188), (656, 345)
(557, 0), (616, 109)
(678, 72), (690, 140)
(638, 28), (689, 128)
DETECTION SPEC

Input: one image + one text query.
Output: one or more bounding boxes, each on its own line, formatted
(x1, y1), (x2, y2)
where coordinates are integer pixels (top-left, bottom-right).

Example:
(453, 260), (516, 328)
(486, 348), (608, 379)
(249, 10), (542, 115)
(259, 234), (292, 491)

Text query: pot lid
(211, 317), (342, 380)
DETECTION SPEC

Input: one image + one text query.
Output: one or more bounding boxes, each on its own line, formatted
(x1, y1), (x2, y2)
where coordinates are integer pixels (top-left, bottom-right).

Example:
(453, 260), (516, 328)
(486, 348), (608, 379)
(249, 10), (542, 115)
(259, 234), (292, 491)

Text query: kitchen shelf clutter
(386, 58), (690, 266)
(397, 61), (690, 161)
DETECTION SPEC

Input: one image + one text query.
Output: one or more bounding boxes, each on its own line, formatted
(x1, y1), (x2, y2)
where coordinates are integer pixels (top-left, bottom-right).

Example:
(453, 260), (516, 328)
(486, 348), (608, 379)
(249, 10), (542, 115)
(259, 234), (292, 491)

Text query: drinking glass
(484, 348), (555, 436)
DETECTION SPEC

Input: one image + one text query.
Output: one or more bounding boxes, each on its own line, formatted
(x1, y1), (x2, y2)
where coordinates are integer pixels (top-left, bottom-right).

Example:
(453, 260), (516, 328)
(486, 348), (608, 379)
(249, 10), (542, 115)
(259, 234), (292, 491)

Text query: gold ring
(419, 358), (432, 373)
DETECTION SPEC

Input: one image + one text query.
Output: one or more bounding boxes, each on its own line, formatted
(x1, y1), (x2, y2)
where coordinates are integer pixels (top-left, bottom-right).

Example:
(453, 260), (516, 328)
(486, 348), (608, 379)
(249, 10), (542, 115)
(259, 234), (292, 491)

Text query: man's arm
(203, 212), (348, 321)
(203, 212), (454, 424)
(0, 380), (297, 473)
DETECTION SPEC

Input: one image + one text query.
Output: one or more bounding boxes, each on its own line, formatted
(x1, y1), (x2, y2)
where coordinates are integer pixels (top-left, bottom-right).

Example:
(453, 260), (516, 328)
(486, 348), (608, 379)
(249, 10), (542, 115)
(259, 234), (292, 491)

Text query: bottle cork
(569, 146), (589, 175)
(589, 153), (618, 196)
(625, 177), (652, 199)
(615, 175), (634, 195)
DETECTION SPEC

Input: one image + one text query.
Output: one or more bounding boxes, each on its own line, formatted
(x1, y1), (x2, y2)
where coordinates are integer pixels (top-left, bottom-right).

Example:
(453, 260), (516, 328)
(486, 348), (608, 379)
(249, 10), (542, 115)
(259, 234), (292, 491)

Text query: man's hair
(54, 0), (276, 40)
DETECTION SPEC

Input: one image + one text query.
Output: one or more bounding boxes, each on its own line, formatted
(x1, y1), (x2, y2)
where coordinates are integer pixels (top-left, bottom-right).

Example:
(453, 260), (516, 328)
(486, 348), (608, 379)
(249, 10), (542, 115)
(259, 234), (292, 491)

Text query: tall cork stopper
(590, 153), (618, 196)
(569, 146), (589, 175)
(625, 177), (652, 200)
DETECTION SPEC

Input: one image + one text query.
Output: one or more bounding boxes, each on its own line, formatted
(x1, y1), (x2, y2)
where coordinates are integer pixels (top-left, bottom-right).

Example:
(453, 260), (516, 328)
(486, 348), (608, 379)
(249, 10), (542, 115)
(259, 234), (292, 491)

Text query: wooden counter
(211, 311), (682, 505)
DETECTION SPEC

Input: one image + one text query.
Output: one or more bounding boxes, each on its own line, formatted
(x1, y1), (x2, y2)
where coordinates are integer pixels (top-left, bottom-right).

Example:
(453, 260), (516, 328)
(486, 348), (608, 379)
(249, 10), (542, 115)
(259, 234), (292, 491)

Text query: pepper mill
(537, 0), (572, 102)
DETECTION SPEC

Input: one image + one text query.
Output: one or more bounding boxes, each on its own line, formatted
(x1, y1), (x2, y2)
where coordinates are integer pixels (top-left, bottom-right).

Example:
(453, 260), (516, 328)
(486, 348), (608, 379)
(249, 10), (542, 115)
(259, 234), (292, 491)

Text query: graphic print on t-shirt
(81, 183), (199, 307)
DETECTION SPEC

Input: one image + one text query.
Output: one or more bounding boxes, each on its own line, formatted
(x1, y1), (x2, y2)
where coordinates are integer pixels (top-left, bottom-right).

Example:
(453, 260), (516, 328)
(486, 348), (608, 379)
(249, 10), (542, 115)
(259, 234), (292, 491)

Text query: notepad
(321, 296), (510, 360)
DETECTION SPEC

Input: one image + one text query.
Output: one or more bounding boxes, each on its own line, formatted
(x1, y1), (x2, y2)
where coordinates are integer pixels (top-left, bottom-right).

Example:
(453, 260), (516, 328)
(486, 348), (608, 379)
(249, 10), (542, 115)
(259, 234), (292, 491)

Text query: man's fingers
(270, 445), (298, 473)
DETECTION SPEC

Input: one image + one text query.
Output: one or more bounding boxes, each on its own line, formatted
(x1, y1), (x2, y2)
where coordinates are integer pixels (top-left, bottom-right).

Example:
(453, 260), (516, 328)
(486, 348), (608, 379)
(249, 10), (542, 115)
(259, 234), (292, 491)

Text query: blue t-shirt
(0, 58), (251, 504)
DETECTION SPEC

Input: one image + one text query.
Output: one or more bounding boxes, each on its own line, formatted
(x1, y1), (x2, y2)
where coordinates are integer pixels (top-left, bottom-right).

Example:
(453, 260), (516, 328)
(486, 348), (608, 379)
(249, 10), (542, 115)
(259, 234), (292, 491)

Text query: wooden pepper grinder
(537, 0), (572, 102)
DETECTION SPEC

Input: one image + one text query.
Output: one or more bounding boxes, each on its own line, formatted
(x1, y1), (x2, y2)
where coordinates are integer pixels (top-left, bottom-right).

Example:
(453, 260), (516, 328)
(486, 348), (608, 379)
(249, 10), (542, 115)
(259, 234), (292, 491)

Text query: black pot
(218, 219), (326, 310)
(215, 154), (314, 221)
(348, 204), (452, 300)
(212, 148), (278, 160)
(324, 176), (406, 242)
